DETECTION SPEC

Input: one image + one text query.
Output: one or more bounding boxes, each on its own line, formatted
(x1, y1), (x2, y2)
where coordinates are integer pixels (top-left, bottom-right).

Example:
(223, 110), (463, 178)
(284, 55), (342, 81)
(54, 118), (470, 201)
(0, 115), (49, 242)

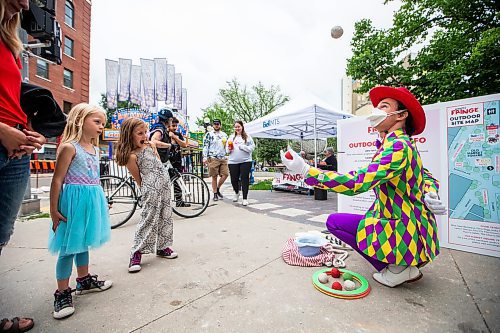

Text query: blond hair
(115, 118), (148, 166)
(60, 103), (107, 147)
(0, 3), (24, 57)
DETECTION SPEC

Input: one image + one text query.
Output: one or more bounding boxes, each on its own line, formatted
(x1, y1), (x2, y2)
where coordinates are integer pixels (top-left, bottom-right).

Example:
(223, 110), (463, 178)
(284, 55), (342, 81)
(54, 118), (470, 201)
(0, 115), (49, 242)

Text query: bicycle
(100, 161), (210, 229)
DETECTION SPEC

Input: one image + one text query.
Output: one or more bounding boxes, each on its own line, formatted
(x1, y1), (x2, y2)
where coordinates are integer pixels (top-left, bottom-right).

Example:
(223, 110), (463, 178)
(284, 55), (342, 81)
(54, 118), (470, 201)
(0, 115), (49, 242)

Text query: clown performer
(281, 86), (447, 288)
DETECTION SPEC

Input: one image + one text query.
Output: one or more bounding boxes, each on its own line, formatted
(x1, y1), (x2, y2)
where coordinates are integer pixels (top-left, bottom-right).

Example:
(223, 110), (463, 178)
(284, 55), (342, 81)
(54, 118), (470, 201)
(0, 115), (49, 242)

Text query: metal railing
(100, 149), (205, 179)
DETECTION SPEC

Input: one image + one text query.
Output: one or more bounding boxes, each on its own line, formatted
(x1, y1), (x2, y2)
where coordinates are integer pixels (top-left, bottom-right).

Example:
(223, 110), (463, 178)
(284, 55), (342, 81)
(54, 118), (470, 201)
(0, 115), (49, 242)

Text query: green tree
(326, 137), (337, 152)
(99, 94), (140, 128)
(346, 0), (499, 105)
(255, 138), (287, 166)
(198, 79), (290, 163)
(195, 103), (234, 136)
(217, 78), (289, 122)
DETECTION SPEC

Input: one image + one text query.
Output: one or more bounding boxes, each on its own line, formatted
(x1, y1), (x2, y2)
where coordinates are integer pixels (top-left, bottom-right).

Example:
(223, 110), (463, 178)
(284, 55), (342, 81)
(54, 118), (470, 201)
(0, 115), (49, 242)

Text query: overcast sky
(89, 0), (401, 126)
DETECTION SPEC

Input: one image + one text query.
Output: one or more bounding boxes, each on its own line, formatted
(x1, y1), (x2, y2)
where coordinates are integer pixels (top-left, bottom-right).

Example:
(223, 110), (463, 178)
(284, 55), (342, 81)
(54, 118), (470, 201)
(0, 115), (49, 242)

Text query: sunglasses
(213, 123), (221, 125)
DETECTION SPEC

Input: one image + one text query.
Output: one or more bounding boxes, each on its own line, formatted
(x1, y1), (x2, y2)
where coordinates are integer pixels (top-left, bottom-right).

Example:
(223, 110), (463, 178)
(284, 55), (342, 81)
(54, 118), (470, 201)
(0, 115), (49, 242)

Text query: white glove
(239, 145), (251, 153)
(424, 192), (447, 215)
(280, 148), (310, 176)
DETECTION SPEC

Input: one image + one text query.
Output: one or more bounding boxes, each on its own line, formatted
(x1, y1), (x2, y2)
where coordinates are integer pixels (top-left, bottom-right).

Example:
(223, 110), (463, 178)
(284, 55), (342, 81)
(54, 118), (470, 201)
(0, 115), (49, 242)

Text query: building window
(63, 68), (73, 89)
(36, 59), (49, 79)
(64, 36), (74, 57)
(63, 101), (72, 113)
(65, 1), (74, 27)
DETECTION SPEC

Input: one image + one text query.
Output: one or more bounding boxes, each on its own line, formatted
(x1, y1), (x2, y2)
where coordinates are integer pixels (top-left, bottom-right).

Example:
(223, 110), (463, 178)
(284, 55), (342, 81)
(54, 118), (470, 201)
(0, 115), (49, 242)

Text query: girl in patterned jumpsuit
(116, 118), (178, 273)
(281, 86), (447, 287)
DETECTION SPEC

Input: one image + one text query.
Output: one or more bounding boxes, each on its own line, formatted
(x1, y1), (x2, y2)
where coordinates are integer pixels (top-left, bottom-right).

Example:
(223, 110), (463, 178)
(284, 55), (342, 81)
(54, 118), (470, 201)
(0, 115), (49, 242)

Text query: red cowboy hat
(369, 86), (426, 135)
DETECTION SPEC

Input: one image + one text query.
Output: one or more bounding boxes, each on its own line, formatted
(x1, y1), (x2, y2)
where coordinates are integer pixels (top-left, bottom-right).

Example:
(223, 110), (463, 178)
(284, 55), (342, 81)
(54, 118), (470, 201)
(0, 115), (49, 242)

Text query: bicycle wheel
(100, 175), (138, 229)
(171, 172), (210, 218)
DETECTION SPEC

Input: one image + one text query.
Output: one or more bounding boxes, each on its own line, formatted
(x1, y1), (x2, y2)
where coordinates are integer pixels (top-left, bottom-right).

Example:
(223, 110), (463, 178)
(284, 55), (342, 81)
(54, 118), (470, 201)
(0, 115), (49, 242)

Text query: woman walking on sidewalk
(281, 86), (446, 288)
(227, 121), (255, 206)
(116, 118), (178, 273)
(49, 104), (112, 319)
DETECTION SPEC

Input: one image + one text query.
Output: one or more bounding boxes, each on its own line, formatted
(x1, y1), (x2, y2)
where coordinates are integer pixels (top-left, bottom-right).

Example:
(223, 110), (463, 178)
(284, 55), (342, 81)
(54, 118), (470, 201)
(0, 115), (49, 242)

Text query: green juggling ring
(312, 268), (370, 299)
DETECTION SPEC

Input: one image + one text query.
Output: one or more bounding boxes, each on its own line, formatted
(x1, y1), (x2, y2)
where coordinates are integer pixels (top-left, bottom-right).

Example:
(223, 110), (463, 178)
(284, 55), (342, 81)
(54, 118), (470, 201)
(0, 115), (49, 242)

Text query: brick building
(27, 0), (92, 114)
(25, 0), (92, 159)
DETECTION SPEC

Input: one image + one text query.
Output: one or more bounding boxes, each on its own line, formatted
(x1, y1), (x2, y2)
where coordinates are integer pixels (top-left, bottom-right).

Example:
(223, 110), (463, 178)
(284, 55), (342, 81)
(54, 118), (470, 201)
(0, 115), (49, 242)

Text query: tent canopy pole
(313, 105), (318, 168)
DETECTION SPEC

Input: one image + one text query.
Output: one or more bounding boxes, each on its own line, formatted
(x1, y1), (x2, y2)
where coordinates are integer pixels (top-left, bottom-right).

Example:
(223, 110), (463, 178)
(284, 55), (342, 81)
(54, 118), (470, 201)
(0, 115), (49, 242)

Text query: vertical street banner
(181, 88), (187, 115)
(105, 59), (119, 109)
(154, 58), (167, 101)
(174, 73), (183, 109)
(129, 65), (142, 105)
(118, 58), (132, 102)
(337, 93), (500, 257)
(140, 58), (156, 108)
(166, 64), (175, 104)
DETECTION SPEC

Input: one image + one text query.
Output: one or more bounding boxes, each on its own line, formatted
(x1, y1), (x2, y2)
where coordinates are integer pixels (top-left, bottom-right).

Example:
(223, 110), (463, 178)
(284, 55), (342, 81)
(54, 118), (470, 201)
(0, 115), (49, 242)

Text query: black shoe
(75, 274), (113, 295)
(217, 188), (224, 199)
(213, 193), (218, 201)
(53, 288), (75, 319)
(176, 201), (191, 207)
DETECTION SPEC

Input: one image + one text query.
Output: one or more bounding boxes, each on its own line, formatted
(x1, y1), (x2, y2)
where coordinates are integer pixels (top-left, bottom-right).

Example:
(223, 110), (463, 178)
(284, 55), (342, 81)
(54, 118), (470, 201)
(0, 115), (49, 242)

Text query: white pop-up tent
(245, 96), (353, 165)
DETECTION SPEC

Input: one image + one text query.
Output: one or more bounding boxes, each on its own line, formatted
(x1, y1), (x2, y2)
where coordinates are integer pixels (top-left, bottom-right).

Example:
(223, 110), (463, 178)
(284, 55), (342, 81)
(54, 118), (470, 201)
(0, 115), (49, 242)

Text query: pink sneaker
(156, 247), (178, 259)
(128, 251), (142, 273)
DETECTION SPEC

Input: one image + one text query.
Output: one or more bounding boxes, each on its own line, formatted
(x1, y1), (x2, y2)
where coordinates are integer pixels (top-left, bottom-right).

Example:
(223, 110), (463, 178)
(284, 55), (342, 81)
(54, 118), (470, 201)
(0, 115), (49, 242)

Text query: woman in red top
(0, 1), (45, 332)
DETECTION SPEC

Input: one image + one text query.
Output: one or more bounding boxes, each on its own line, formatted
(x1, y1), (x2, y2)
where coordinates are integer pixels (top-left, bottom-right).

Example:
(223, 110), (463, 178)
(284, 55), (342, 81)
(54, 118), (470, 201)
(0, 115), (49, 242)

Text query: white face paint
(366, 107), (407, 128)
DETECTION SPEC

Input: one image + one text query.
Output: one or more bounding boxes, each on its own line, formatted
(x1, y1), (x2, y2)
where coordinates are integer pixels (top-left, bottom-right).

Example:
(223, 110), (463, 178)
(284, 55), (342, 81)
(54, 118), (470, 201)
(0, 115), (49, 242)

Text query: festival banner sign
(166, 64), (175, 104)
(118, 58), (132, 102)
(174, 73), (183, 109)
(129, 65), (142, 105)
(111, 108), (156, 129)
(154, 58), (167, 101)
(181, 88), (187, 115)
(140, 58), (156, 108)
(105, 59), (119, 109)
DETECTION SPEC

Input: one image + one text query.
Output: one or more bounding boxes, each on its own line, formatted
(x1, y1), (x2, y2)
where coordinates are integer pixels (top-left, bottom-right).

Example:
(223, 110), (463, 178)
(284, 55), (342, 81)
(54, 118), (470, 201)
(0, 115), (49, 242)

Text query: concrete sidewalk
(0, 199), (498, 333)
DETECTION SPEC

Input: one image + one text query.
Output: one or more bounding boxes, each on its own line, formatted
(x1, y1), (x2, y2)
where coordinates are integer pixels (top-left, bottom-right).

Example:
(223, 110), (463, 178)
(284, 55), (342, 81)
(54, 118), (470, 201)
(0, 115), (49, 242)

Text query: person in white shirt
(226, 121), (255, 206)
(202, 119), (228, 201)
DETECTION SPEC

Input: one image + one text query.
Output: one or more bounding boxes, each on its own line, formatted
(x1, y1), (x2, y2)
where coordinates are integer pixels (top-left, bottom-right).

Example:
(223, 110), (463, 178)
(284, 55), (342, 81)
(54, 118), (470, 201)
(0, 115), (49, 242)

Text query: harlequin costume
(306, 127), (440, 266)
(281, 86), (443, 287)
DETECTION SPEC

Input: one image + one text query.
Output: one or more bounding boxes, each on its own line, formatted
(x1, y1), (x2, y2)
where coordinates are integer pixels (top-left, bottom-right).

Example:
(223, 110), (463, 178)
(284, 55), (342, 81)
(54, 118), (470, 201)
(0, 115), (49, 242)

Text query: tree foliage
(255, 138), (287, 165)
(218, 79), (290, 122)
(195, 103), (235, 136)
(346, 0), (499, 104)
(198, 78), (290, 163)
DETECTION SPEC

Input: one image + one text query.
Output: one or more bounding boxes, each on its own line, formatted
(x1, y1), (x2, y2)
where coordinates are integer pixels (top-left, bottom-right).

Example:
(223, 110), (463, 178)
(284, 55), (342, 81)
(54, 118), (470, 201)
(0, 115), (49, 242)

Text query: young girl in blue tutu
(49, 104), (112, 320)
(115, 118), (177, 273)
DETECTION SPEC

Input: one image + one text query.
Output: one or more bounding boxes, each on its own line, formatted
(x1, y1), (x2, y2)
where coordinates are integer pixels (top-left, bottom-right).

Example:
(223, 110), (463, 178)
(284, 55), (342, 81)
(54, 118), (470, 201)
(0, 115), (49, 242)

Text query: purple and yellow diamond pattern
(305, 129), (440, 265)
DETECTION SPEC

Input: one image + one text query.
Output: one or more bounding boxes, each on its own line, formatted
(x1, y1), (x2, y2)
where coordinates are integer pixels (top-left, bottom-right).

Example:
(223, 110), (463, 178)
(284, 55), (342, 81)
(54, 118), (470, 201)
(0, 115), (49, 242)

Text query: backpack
(149, 122), (170, 163)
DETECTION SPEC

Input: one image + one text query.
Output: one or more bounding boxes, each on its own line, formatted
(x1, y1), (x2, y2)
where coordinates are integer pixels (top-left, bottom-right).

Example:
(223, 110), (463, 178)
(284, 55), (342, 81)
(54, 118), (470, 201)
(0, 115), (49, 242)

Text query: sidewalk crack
(450, 250), (492, 333)
(0, 255), (46, 276)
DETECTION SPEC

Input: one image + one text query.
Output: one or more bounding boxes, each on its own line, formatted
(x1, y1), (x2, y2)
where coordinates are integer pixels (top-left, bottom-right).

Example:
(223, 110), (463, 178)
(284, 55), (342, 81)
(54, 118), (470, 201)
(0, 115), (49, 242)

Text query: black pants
(228, 161), (252, 200)
(168, 165), (182, 203)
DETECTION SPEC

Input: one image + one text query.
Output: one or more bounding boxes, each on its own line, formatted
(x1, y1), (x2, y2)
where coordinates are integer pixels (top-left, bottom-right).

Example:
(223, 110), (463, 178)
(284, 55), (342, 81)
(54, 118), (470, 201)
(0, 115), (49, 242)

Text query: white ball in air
(331, 26), (344, 39)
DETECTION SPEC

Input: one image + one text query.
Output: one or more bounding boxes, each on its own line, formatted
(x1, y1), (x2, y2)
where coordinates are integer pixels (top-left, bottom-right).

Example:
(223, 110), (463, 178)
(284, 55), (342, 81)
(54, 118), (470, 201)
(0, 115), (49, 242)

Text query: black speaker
(40, 21), (62, 64)
(21, 4), (55, 41)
